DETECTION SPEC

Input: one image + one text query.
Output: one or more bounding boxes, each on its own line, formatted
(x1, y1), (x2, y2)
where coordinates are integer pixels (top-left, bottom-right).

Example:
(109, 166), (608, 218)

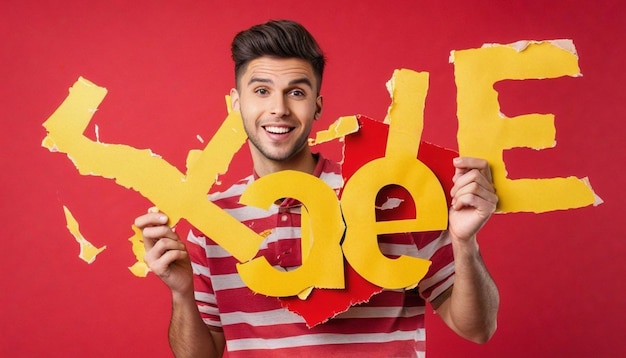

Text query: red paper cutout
(280, 115), (457, 327)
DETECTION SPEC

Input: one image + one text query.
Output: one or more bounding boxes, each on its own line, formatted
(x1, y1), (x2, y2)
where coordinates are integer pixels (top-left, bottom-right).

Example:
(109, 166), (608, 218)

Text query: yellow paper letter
(342, 69), (446, 289)
(453, 40), (598, 213)
(42, 77), (264, 265)
(341, 157), (446, 289)
(237, 170), (345, 297)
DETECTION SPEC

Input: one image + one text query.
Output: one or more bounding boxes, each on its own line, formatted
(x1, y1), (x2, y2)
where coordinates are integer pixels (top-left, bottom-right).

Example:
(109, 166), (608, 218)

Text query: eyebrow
(247, 77), (313, 88)
(288, 77), (313, 88)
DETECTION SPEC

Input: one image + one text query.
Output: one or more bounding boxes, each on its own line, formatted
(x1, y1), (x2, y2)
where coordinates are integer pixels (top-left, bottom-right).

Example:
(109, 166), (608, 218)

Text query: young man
(135, 20), (499, 357)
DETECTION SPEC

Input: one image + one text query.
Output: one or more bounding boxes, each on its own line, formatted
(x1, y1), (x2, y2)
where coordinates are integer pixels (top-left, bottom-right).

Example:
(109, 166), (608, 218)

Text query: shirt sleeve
(185, 228), (223, 330)
(412, 230), (455, 303)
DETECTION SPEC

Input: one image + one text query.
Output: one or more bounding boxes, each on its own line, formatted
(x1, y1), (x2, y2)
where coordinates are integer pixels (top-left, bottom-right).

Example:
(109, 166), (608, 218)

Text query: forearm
(169, 290), (221, 358)
(440, 235), (499, 343)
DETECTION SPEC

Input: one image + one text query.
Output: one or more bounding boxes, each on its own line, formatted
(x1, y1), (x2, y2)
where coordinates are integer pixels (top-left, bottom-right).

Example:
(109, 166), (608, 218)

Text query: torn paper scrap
(309, 115), (359, 146)
(62, 205), (106, 264)
(281, 261), (383, 328)
(384, 69), (429, 158)
(376, 197), (405, 210)
(128, 225), (150, 277)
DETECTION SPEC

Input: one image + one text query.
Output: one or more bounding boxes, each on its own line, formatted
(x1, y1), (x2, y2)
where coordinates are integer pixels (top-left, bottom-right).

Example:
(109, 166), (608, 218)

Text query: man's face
(231, 57), (322, 170)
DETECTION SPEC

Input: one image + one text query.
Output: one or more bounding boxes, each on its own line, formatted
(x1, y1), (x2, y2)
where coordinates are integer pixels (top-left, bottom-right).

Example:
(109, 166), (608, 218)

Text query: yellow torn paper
(452, 40), (600, 213)
(237, 170), (345, 297)
(384, 69), (429, 158)
(308, 115), (359, 145)
(341, 156), (444, 289)
(342, 69), (444, 290)
(62, 205), (106, 264)
(128, 225), (150, 277)
(42, 77), (264, 267)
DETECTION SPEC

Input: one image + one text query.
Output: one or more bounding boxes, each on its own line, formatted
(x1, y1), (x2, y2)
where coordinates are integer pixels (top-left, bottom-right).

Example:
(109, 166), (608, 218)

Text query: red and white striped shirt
(186, 156), (455, 357)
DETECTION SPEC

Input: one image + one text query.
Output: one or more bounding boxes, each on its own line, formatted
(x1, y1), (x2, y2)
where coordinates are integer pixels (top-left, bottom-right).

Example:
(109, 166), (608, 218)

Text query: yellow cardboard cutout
(342, 156), (446, 289)
(342, 69), (445, 289)
(452, 40), (600, 213)
(237, 170), (345, 296)
(42, 69), (446, 296)
(43, 77), (264, 265)
(43, 42), (602, 297)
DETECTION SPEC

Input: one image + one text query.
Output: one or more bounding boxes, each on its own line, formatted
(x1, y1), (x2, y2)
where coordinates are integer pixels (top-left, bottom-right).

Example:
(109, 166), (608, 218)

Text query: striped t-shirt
(186, 156), (455, 357)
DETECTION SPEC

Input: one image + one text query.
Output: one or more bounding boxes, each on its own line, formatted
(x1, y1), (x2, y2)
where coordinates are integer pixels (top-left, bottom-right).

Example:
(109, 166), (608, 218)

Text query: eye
(254, 87), (269, 96)
(289, 89), (305, 97)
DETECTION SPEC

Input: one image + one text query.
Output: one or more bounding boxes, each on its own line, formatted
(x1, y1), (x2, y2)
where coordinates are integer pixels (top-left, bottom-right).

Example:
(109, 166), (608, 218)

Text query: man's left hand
(448, 157), (498, 242)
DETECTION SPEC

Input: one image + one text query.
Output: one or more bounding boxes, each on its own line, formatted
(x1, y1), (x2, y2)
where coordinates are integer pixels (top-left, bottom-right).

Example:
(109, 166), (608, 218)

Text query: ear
(315, 95), (323, 120)
(230, 88), (240, 111)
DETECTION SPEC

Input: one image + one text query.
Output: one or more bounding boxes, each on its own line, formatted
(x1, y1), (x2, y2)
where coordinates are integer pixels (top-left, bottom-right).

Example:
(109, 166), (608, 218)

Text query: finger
(142, 225), (180, 252)
(453, 168), (494, 191)
(140, 224), (170, 251)
(453, 157), (492, 183)
(452, 194), (498, 215)
(147, 249), (189, 277)
(451, 183), (498, 210)
(142, 225), (179, 241)
(149, 237), (186, 257)
(148, 207), (172, 226)
(451, 169), (495, 199)
(144, 237), (186, 266)
(134, 211), (169, 229)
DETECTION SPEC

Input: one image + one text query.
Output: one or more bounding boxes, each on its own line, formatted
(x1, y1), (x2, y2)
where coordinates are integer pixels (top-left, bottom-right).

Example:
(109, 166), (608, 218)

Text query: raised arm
(135, 209), (225, 357)
(433, 157), (500, 343)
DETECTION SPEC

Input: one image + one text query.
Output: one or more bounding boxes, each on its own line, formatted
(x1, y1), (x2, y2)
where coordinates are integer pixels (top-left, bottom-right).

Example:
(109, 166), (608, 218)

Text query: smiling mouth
(263, 125), (294, 134)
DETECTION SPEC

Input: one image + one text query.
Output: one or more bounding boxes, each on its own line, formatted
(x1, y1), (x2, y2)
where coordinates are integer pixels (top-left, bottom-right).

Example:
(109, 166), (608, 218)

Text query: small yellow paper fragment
(297, 286), (314, 300)
(308, 115), (359, 145)
(128, 225), (149, 277)
(452, 40), (600, 213)
(62, 205), (106, 264)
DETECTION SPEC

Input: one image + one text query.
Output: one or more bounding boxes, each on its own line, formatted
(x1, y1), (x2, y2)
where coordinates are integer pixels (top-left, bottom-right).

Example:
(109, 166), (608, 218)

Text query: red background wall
(2, 1), (624, 357)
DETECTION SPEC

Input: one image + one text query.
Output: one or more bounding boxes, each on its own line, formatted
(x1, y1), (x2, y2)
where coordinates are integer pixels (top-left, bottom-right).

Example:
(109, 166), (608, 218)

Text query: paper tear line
(449, 39), (579, 63)
(484, 39), (578, 58)
(128, 225), (150, 277)
(581, 176), (604, 207)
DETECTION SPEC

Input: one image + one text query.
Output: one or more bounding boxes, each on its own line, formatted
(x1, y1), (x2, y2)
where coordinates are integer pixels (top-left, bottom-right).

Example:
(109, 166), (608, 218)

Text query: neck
(252, 146), (318, 177)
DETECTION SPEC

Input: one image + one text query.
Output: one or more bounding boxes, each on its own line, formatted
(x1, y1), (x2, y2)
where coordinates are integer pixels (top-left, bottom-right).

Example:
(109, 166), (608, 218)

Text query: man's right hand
(134, 208), (193, 295)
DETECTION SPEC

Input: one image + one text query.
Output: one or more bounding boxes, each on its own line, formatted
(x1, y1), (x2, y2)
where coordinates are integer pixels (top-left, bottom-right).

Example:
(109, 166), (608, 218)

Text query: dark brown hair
(231, 20), (326, 92)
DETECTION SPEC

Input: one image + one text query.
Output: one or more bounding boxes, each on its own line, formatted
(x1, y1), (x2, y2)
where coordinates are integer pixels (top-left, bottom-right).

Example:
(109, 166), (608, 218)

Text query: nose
(270, 94), (290, 117)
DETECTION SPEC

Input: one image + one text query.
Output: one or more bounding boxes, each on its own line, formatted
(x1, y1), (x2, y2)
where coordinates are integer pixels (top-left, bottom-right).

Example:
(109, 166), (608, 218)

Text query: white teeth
(264, 126), (291, 134)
